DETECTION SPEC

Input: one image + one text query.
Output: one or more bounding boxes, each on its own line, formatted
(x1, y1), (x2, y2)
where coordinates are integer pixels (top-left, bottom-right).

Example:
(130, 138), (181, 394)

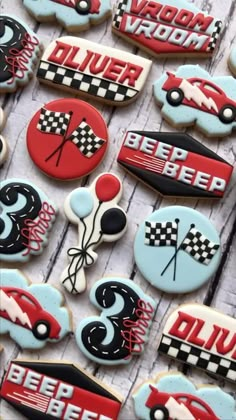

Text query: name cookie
(76, 277), (156, 365)
(113, 0), (222, 58)
(133, 372), (236, 420)
(37, 36), (152, 105)
(0, 269), (71, 349)
(159, 304), (236, 383)
(134, 206), (220, 293)
(154, 65), (236, 137)
(27, 98), (108, 180)
(0, 15), (42, 93)
(0, 178), (57, 262)
(0, 359), (123, 419)
(0, 107), (8, 165)
(61, 173), (127, 294)
(117, 131), (233, 198)
(229, 47), (236, 76)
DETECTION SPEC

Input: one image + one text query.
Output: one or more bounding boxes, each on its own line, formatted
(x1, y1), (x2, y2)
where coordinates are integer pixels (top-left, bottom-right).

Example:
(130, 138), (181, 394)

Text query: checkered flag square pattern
(68, 121), (105, 158)
(181, 228), (219, 265)
(37, 107), (71, 136)
(207, 20), (223, 52)
(145, 221), (178, 247)
(113, 0), (128, 29)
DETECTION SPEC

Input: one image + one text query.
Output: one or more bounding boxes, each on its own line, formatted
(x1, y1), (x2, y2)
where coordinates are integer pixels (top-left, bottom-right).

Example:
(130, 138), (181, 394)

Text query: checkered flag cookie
(181, 228), (219, 265)
(145, 221), (178, 247)
(37, 107), (71, 136)
(67, 121), (105, 158)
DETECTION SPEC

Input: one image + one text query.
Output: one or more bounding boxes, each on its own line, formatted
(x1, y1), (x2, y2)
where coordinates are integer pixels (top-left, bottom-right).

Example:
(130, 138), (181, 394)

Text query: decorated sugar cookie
(229, 47), (236, 76)
(61, 173), (127, 294)
(134, 206), (220, 293)
(37, 36), (152, 105)
(113, 0), (222, 58)
(159, 304), (236, 383)
(117, 131), (233, 198)
(0, 178), (57, 262)
(27, 99), (108, 180)
(0, 269), (71, 349)
(133, 372), (236, 420)
(0, 15), (41, 93)
(0, 107), (8, 165)
(76, 277), (156, 365)
(23, 0), (111, 32)
(154, 65), (236, 137)
(0, 359), (123, 419)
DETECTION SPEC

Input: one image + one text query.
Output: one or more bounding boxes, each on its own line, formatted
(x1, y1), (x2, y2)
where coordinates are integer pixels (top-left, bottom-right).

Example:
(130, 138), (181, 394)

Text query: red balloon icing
(95, 174), (121, 202)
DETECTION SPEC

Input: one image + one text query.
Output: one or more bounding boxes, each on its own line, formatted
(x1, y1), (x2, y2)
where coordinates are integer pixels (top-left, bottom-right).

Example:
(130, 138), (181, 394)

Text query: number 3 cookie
(0, 179), (57, 262)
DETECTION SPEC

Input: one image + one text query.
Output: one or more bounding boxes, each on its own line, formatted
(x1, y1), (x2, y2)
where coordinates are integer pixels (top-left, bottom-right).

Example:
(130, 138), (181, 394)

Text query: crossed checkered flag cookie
(180, 227), (220, 265)
(145, 221), (178, 247)
(37, 107), (71, 136)
(67, 121), (106, 158)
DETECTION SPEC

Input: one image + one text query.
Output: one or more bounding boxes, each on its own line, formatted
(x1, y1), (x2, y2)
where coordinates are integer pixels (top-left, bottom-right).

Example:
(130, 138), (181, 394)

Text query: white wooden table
(0, 0), (236, 418)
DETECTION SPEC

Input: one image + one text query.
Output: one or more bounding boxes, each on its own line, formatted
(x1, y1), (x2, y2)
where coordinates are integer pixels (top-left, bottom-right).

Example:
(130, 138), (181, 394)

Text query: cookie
(76, 277), (156, 365)
(0, 15), (42, 93)
(0, 178), (57, 262)
(154, 65), (236, 137)
(113, 0), (222, 58)
(133, 371), (236, 420)
(37, 36), (152, 106)
(117, 131), (233, 198)
(0, 269), (71, 349)
(61, 173), (127, 294)
(27, 98), (108, 180)
(228, 47), (236, 76)
(134, 206), (220, 293)
(158, 303), (236, 383)
(0, 107), (8, 165)
(23, 0), (111, 32)
(0, 359), (123, 419)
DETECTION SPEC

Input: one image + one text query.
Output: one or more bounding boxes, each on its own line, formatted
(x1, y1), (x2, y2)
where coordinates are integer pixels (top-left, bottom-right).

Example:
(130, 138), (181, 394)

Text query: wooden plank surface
(0, 0), (236, 418)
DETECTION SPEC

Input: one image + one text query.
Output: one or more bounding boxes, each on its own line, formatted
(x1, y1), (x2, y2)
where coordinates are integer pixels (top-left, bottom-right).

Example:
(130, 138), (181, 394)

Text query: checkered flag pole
(181, 227), (220, 265)
(67, 121), (106, 158)
(37, 107), (71, 136)
(145, 221), (178, 247)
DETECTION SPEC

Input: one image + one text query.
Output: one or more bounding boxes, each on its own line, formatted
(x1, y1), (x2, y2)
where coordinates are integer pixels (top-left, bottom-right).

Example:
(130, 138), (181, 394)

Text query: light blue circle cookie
(134, 206), (221, 294)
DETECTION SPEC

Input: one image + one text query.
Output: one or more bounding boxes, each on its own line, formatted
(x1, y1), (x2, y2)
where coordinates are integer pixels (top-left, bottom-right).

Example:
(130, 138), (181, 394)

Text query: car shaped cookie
(49, 0), (100, 14)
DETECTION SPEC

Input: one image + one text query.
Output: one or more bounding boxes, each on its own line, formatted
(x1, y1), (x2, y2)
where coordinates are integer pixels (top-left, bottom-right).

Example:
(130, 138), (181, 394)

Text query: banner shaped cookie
(154, 65), (236, 137)
(0, 107), (8, 165)
(0, 269), (71, 349)
(158, 304), (236, 383)
(76, 277), (156, 365)
(113, 0), (222, 57)
(37, 36), (152, 105)
(117, 131), (233, 198)
(0, 359), (123, 419)
(133, 372), (236, 420)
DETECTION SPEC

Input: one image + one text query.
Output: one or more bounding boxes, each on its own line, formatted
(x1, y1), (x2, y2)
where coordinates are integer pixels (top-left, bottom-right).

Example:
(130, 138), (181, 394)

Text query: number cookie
(0, 15), (42, 93)
(27, 98), (108, 180)
(229, 47), (236, 76)
(133, 372), (236, 420)
(0, 178), (57, 262)
(0, 269), (71, 349)
(61, 173), (127, 294)
(0, 107), (8, 165)
(76, 277), (156, 365)
(154, 65), (236, 137)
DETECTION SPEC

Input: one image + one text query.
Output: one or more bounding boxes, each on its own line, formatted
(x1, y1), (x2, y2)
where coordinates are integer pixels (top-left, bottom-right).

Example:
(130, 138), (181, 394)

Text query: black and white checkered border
(113, 0), (128, 29)
(37, 61), (137, 103)
(158, 335), (236, 383)
(207, 20), (223, 52)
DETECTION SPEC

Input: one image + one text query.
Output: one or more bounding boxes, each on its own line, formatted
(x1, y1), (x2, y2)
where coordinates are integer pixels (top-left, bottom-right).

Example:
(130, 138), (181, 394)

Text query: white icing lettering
(46, 399), (64, 417)
(64, 403), (82, 420)
(155, 142), (172, 160)
(162, 162), (178, 177)
(168, 28), (188, 45)
(140, 137), (156, 154)
(178, 166), (195, 184)
(7, 364), (25, 385)
(55, 383), (73, 400)
(23, 370), (41, 391)
(193, 172), (210, 190)
(183, 32), (208, 50)
(153, 24), (172, 41)
(39, 376), (58, 397)
(170, 147), (188, 162)
(134, 20), (157, 38)
(209, 177), (226, 192)
(124, 132), (141, 149)
(82, 410), (98, 420)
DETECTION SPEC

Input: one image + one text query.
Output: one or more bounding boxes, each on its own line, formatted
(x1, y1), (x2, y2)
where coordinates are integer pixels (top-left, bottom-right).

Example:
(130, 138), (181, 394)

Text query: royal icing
(134, 206), (221, 293)
(117, 131), (233, 198)
(0, 15), (42, 93)
(27, 98), (108, 180)
(154, 65), (236, 137)
(37, 36), (152, 105)
(23, 0), (111, 32)
(0, 178), (57, 262)
(159, 304), (236, 383)
(76, 277), (156, 365)
(229, 47), (236, 77)
(0, 107), (8, 165)
(0, 269), (71, 349)
(133, 372), (236, 420)
(61, 174), (127, 294)
(0, 359), (123, 419)
(113, 0), (222, 57)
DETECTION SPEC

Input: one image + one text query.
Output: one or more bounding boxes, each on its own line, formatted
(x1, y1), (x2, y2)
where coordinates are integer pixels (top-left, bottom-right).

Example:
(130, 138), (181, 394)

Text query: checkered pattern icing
(68, 121), (105, 158)
(145, 221), (178, 247)
(113, 0), (128, 29)
(159, 335), (236, 382)
(207, 20), (223, 52)
(37, 107), (71, 136)
(37, 62), (137, 103)
(181, 228), (219, 265)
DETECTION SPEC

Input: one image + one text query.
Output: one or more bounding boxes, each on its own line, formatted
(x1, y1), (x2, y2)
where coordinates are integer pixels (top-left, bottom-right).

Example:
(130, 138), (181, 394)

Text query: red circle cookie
(27, 98), (108, 180)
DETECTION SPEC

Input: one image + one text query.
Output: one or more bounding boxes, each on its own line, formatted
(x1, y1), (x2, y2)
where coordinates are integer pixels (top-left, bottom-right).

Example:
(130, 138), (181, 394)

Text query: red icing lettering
(140, 2), (162, 19)
(187, 319), (205, 347)
(168, 311), (196, 340)
(103, 58), (126, 81)
(118, 63), (143, 87)
(48, 40), (71, 65)
(175, 9), (194, 27)
(216, 330), (236, 356)
(64, 46), (80, 68)
(188, 13), (214, 31)
(130, 0), (150, 15)
(159, 5), (178, 23)
(79, 50), (93, 72)
(89, 53), (110, 74)
(204, 325), (221, 350)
